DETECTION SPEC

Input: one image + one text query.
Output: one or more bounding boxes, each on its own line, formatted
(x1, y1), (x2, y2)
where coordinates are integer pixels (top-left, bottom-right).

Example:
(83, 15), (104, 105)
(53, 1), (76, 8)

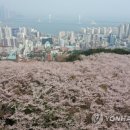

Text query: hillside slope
(0, 53), (130, 130)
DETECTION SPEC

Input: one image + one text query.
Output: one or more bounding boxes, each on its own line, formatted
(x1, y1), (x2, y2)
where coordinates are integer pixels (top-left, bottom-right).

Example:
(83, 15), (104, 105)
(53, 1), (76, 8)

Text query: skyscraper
(5, 27), (12, 38)
(125, 24), (130, 38)
(49, 14), (52, 23)
(108, 34), (116, 46)
(118, 24), (125, 39)
(0, 27), (3, 39)
(0, 6), (5, 20)
(78, 15), (81, 24)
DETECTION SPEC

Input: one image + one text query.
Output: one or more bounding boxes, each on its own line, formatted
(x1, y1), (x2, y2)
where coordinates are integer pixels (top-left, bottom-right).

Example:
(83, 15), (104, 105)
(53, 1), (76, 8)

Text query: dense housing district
(0, 23), (130, 61)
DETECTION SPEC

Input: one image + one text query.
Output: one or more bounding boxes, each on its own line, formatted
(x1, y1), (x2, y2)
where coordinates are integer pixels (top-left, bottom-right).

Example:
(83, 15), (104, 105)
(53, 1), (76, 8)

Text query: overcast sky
(0, 0), (130, 19)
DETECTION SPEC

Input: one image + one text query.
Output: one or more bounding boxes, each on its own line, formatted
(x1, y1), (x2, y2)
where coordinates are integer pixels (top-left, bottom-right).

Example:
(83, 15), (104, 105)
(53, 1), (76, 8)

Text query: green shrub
(65, 54), (82, 62)
(66, 48), (130, 62)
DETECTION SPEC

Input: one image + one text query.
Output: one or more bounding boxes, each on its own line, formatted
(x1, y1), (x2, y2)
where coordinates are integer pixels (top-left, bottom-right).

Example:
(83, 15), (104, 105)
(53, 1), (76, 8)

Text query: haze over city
(0, 0), (130, 20)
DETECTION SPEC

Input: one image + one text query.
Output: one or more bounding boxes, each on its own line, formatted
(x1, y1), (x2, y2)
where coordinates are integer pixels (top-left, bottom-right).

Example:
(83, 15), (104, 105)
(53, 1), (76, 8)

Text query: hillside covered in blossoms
(0, 53), (130, 130)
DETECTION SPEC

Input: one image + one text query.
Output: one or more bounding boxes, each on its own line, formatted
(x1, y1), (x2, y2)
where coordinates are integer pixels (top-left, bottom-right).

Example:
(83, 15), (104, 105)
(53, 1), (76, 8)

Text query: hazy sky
(0, 0), (130, 19)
